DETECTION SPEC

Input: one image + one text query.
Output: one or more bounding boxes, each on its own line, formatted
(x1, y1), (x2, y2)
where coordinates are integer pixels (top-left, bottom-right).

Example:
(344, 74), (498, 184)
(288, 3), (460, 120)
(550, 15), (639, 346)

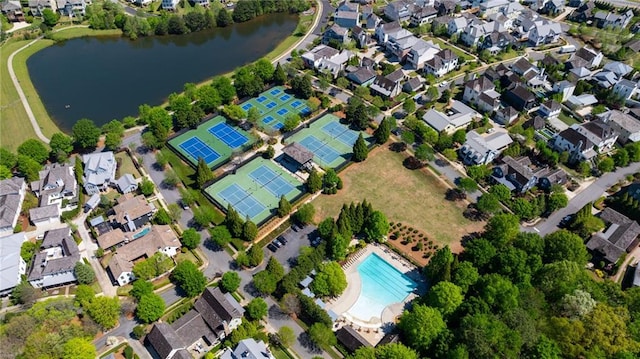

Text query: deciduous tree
(86, 296), (120, 329)
(171, 261), (206, 297)
(49, 133), (73, 162)
(221, 271), (241, 293)
(17, 139), (49, 164)
(74, 262), (96, 284)
(181, 228), (201, 249)
(398, 304), (446, 353)
(72, 119), (101, 151)
(246, 297), (268, 320)
(136, 293), (165, 323)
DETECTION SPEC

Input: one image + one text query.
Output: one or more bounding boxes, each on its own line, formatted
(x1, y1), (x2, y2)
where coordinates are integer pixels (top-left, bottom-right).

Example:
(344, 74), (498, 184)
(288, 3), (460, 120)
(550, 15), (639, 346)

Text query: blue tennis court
(257, 96), (267, 103)
(277, 108), (289, 116)
(219, 184), (266, 219)
(273, 122), (284, 130)
(179, 137), (220, 164)
(208, 123), (249, 149)
(242, 103), (253, 111)
(266, 101), (277, 109)
(270, 88), (282, 95)
(299, 135), (341, 164)
(262, 116), (275, 124)
(290, 100), (302, 108)
(300, 107), (311, 115)
(249, 165), (295, 197)
(280, 94), (291, 101)
(322, 122), (359, 146)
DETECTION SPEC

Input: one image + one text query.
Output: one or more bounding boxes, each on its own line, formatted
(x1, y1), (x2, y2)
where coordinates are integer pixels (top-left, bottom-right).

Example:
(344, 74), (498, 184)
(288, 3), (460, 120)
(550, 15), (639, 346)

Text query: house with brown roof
(462, 76), (495, 107)
(494, 106), (519, 126)
(110, 193), (156, 232)
(587, 208), (640, 263)
(336, 326), (373, 353)
(504, 83), (536, 111)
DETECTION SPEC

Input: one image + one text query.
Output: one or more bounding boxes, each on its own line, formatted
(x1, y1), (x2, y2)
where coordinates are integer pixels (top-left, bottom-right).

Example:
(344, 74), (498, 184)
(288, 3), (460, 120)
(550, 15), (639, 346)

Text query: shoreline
(1, 7), (319, 150)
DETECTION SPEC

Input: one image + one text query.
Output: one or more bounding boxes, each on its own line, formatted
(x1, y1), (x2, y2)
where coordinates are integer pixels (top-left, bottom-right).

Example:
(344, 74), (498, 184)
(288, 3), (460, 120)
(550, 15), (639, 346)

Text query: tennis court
(208, 122), (249, 149)
(285, 114), (372, 168)
(168, 115), (256, 168)
(205, 157), (304, 223)
(236, 86), (312, 130)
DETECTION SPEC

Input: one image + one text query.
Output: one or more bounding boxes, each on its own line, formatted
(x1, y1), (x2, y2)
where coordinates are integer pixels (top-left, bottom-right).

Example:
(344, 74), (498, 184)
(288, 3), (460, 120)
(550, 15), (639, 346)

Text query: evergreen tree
(274, 62), (287, 85)
(277, 195), (292, 217)
(196, 157), (214, 187)
(306, 168), (323, 193)
(217, 9), (232, 27)
(225, 205), (244, 238)
(243, 217), (258, 241)
(352, 133), (369, 162)
(374, 117), (392, 144)
(336, 213), (353, 240)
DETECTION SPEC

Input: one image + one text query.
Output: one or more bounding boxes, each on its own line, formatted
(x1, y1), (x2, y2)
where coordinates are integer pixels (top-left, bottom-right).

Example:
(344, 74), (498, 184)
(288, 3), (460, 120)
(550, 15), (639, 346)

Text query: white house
(422, 100), (478, 134)
(599, 110), (640, 144)
(406, 38), (441, 69)
(553, 80), (576, 102)
(28, 227), (80, 289)
(28, 0), (56, 16)
(161, 0), (179, 10)
(460, 130), (513, 165)
(385, 0), (415, 21)
(31, 163), (77, 208)
(613, 79), (639, 101)
(301, 45), (353, 78)
(82, 151), (117, 195)
(0, 232), (27, 296)
(410, 6), (438, 26)
(370, 76), (402, 98)
(56, 0), (85, 17)
(0, 177), (26, 236)
(447, 17), (469, 36)
(552, 127), (598, 163)
(538, 100), (561, 118)
(116, 174), (138, 194)
(573, 120), (618, 153)
(29, 205), (60, 229)
(463, 76), (495, 106)
(424, 48), (458, 77)
(220, 339), (275, 359)
(528, 20), (562, 46)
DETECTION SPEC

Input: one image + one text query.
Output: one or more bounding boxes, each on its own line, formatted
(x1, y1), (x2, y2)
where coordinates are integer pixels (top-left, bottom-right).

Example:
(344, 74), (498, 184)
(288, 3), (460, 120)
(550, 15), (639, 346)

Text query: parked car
(559, 215), (573, 228)
(267, 243), (279, 252)
(272, 240), (282, 248)
(277, 236), (287, 244)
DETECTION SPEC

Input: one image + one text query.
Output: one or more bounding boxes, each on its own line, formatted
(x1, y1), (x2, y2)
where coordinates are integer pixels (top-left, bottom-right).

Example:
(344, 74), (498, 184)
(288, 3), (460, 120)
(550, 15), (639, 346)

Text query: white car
(439, 81), (448, 88)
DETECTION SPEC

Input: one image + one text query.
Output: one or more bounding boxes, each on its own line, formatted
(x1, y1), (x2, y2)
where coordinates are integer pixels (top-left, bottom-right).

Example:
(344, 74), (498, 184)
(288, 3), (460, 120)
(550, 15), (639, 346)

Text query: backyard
(313, 146), (484, 252)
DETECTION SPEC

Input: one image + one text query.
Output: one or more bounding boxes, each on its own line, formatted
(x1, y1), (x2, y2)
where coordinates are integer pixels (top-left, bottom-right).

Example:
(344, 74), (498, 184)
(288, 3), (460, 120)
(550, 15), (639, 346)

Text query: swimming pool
(132, 227), (151, 239)
(346, 253), (417, 322)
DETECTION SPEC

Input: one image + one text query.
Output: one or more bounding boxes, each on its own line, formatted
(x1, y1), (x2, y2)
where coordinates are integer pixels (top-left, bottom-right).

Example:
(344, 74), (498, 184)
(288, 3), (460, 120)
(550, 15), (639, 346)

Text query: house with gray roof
(422, 100), (478, 134)
(346, 66), (377, 86)
(384, 0), (415, 21)
(28, 0), (56, 16)
(301, 45), (353, 78)
(28, 227), (80, 289)
(56, 0), (85, 17)
(406, 38), (441, 69)
(410, 6), (438, 26)
(603, 61), (633, 78)
(0, 232), (27, 296)
(528, 20), (562, 46)
(460, 130), (513, 165)
(335, 10), (359, 28)
(613, 79), (639, 101)
(29, 205), (60, 228)
(492, 155), (567, 194)
(598, 110), (640, 144)
(116, 173), (138, 194)
(323, 24), (349, 45)
(0, 177), (26, 236)
(146, 323), (188, 359)
(282, 142), (315, 170)
(1, 0), (24, 21)
(336, 326), (372, 353)
(595, 9), (634, 30)
(494, 106), (519, 126)
(82, 151), (117, 195)
(552, 127), (597, 163)
(31, 163), (77, 208)
(220, 338), (274, 359)
(587, 208), (640, 263)
(593, 70), (619, 89)
(424, 48), (458, 77)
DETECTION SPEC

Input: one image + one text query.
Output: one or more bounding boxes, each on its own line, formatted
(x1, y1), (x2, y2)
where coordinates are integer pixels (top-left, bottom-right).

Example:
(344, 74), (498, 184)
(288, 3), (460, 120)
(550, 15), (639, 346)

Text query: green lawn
(115, 151), (141, 178)
(559, 111), (580, 126)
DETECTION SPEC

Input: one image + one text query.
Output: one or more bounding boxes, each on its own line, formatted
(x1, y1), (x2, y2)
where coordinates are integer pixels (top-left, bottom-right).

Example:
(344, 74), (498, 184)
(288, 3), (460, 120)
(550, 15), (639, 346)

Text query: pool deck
(326, 244), (425, 345)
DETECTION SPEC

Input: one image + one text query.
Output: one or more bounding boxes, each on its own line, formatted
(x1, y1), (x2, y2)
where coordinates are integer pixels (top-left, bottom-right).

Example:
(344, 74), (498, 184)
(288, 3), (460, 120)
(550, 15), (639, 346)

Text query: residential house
(424, 48), (459, 77)
(447, 17), (468, 36)
(570, 0), (596, 22)
(504, 83), (536, 111)
(603, 61), (633, 78)
(552, 127), (596, 163)
(385, 0), (415, 21)
(301, 45), (353, 78)
(492, 155), (567, 193)
(335, 11), (360, 28)
(110, 193), (156, 232)
(528, 20), (562, 46)
(161, 0), (179, 10)
(364, 13), (381, 28)
(626, 38), (640, 53)
(459, 130), (513, 165)
(375, 21), (402, 43)
(538, 100), (561, 118)
(82, 151), (117, 195)
(1, 0), (24, 22)
(462, 21), (503, 47)
(370, 75), (402, 98)
(0, 232), (27, 296)
(479, 0), (509, 16)
(598, 110), (640, 143)
(346, 67), (377, 86)
(107, 225), (180, 285)
(481, 31), (515, 54)
(476, 89), (502, 113)
(494, 106), (519, 125)
(553, 80), (576, 102)
(220, 339), (275, 359)
(29, 205), (60, 228)
(56, 0), (85, 17)
(593, 70), (619, 89)
(524, 115), (546, 130)
(352, 26), (375, 48)
(595, 10), (634, 30)
(28, 227), (80, 289)
(573, 119), (618, 152)
(422, 100), (478, 134)
(323, 24), (350, 45)
(406, 38), (441, 69)
(568, 67), (592, 82)
(403, 77), (424, 93)
(336, 326), (373, 353)
(542, 0), (564, 15)
(613, 79), (639, 101)
(437, 0), (456, 16)
(570, 47), (604, 69)
(133, 0), (152, 5)
(587, 208), (640, 263)
(566, 94), (598, 110)
(337, 0), (359, 12)
(116, 174), (138, 194)
(146, 323), (189, 359)
(29, 0), (56, 16)
(387, 33), (421, 61)
(463, 76), (495, 105)
(31, 163), (77, 208)
(0, 177), (26, 236)
(410, 6), (438, 26)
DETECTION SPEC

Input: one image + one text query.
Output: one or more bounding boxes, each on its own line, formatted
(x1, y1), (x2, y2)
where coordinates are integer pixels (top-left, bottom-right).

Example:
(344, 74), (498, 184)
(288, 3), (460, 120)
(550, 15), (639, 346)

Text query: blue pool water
(347, 253), (418, 321)
(133, 227), (151, 239)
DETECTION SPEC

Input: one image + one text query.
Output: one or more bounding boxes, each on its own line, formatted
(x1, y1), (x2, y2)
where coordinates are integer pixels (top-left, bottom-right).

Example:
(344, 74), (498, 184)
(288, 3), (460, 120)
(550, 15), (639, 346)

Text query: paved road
(93, 315), (139, 350)
(275, 0), (332, 64)
(524, 162), (640, 236)
(606, 0), (640, 8)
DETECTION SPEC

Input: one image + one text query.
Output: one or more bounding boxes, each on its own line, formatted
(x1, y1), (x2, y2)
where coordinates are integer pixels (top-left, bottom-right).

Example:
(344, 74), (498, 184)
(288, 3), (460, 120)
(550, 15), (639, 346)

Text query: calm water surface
(27, 13), (297, 130)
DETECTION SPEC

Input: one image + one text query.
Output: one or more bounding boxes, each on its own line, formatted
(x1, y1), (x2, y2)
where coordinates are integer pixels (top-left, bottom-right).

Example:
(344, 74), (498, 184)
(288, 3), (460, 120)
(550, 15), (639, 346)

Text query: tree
(20, 241), (37, 263)
(225, 205), (244, 238)
(280, 293), (301, 315)
(293, 203), (315, 225)
(86, 296), (120, 329)
(543, 230), (589, 266)
(253, 59), (274, 83)
(425, 246), (454, 284)
(345, 97), (369, 130)
(277, 326), (296, 347)
(484, 213), (520, 246)
(243, 218), (258, 241)
(352, 133), (369, 162)
(403, 98), (416, 113)
(425, 281), (464, 316)
(308, 323), (337, 348)
(311, 262), (347, 297)
(10, 281), (41, 307)
(253, 270), (278, 295)
(398, 304), (446, 353)
(614, 149), (630, 168)
(458, 178), (478, 193)
(561, 289), (596, 319)
(467, 164), (491, 182)
(290, 74), (313, 99)
(460, 313), (522, 359)
(209, 225), (232, 248)
(62, 338), (96, 359)
(222, 104), (246, 122)
(136, 293), (165, 323)
(180, 187), (198, 207)
(102, 119), (125, 150)
(546, 192), (568, 213)
(375, 343), (420, 359)
(374, 117), (392, 144)
(266, 256), (285, 280)
(74, 262), (95, 284)
(363, 210), (389, 243)
(276, 195), (292, 218)
(273, 62), (287, 85)
(181, 228), (201, 249)
(153, 208), (171, 225)
(306, 168), (322, 193)
(72, 119), (101, 151)
(17, 139), (49, 164)
(42, 8), (59, 27)
(0, 165), (11, 180)
(212, 76), (236, 104)
(221, 271), (241, 293)
(322, 168), (342, 194)
(597, 157), (615, 173)
(167, 203), (182, 223)
(476, 273), (520, 312)
(196, 86), (222, 114)
(196, 157), (214, 187)
(171, 261), (206, 297)
(16, 155), (41, 182)
(49, 133), (73, 162)
(130, 280), (154, 300)
(217, 8), (232, 27)
(0, 147), (17, 169)
(247, 245), (263, 266)
(140, 178), (155, 196)
(415, 144), (434, 162)
(476, 193), (501, 214)
(246, 297), (268, 320)
(452, 261), (479, 293)
(282, 114), (301, 132)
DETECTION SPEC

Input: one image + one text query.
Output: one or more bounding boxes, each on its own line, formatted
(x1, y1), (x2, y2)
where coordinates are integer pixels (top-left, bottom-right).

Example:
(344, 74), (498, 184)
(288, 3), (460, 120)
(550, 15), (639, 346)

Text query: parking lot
(264, 224), (318, 272)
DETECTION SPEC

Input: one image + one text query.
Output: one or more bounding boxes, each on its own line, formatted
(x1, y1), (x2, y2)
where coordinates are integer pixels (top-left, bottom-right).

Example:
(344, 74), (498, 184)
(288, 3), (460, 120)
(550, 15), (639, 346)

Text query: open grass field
(115, 151), (141, 178)
(313, 146), (484, 249)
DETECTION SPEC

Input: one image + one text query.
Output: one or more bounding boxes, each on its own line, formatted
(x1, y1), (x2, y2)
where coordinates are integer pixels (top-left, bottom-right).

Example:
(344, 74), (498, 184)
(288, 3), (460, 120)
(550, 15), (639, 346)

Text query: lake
(27, 13), (298, 131)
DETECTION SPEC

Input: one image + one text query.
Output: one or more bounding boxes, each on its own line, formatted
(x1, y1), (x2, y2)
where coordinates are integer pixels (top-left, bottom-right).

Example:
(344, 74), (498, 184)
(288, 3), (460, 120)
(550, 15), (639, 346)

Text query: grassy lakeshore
(0, 27), (122, 150)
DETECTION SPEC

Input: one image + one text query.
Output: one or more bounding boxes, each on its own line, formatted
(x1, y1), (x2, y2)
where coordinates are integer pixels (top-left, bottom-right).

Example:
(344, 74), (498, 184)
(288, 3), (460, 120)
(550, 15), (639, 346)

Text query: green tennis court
(205, 157), (304, 223)
(285, 114), (371, 169)
(168, 115), (256, 168)
(237, 86), (312, 131)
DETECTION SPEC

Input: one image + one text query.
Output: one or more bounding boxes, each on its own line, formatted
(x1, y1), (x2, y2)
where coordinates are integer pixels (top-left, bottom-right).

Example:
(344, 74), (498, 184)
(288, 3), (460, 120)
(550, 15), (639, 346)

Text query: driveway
(93, 315), (139, 351)
(265, 225), (318, 272)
